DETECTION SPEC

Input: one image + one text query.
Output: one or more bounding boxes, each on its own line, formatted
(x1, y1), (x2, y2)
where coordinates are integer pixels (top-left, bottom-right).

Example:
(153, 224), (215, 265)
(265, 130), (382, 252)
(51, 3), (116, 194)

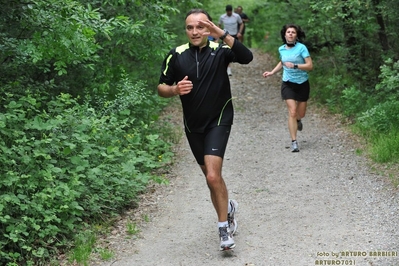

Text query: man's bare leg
(200, 155), (235, 250)
(200, 155), (228, 222)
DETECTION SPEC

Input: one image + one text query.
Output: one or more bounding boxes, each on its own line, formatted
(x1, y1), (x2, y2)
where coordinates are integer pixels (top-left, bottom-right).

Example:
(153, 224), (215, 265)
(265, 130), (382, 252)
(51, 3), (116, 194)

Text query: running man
(158, 9), (253, 250)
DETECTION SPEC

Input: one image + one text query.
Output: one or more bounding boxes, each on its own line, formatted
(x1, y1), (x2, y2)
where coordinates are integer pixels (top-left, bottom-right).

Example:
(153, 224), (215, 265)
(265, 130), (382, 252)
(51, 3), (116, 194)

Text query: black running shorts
(185, 125), (231, 165)
(281, 80), (310, 102)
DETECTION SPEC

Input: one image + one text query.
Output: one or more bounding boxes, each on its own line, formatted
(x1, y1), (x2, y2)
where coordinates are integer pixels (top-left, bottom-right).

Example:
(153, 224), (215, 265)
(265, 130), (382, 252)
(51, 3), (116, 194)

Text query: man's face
(185, 13), (209, 47)
(226, 10), (232, 16)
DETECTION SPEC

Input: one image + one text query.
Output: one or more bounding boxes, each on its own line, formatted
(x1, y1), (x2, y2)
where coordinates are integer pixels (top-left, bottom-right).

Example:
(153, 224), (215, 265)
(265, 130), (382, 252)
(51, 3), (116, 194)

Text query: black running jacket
(159, 39), (253, 133)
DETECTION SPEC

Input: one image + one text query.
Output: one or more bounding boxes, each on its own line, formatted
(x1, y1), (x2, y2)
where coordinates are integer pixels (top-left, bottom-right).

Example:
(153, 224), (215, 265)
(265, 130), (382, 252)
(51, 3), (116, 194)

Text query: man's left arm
(238, 23), (244, 35)
(222, 35), (252, 64)
(229, 39), (253, 64)
(242, 14), (249, 23)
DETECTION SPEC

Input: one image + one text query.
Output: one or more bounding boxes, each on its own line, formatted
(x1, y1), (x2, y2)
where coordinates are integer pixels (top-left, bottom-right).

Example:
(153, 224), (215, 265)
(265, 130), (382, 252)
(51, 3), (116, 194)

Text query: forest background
(1, 0), (398, 265)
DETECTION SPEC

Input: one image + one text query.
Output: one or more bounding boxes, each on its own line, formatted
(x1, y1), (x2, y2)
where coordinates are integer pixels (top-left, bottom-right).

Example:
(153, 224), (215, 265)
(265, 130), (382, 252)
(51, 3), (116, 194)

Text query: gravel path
(93, 49), (399, 266)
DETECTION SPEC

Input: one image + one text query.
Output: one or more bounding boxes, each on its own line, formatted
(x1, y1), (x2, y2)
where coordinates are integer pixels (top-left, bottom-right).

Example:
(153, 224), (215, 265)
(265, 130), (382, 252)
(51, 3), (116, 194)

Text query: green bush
(369, 131), (399, 163)
(0, 88), (172, 265)
(340, 86), (369, 117)
(357, 100), (399, 134)
(312, 75), (345, 113)
(375, 58), (399, 101)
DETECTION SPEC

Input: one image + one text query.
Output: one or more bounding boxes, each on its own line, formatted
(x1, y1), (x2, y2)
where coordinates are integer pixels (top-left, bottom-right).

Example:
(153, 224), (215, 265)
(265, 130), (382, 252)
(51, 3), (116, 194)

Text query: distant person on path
(207, 15), (217, 42)
(262, 24), (313, 152)
(158, 8), (253, 251)
(236, 5), (249, 43)
(218, 4), (244, 76)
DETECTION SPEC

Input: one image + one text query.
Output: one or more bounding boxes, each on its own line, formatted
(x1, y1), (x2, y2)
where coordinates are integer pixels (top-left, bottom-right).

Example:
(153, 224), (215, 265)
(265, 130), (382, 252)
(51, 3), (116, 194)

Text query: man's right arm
(157, 83), (178, 98)
(158, 76), (193, 98)
(158, 51), (180, 98)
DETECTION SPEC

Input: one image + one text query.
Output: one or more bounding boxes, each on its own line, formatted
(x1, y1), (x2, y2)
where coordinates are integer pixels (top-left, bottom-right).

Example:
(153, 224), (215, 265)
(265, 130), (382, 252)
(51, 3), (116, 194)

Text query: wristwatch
(294, 64), (298, 69)
(220, 30), (229, 40)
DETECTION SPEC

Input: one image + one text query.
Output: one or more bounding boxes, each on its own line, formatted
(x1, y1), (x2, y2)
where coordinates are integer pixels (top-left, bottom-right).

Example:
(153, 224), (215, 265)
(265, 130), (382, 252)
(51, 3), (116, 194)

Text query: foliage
(354, 59), (399, 137)
(340, 86), (369, 117)
(369, 131), (399, 163)
(375, 58), (399, 101)
(81, 0), (181, 95)
(311, 74), (346, 113)
(0, 88), (173, 264)
(357, 100), (399, 134)
(68, 230), (96, 266)
(0, 0), (180, 101)
(1, 0), (108, 96)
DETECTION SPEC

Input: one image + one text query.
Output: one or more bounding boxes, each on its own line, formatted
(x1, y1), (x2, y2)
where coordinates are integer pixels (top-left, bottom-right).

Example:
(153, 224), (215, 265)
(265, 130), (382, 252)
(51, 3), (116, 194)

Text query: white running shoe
(227, 67), (232, 76)
(291, 140), (299, 152)
(219, 225), (235, 251)
(228, 199), (238, 235)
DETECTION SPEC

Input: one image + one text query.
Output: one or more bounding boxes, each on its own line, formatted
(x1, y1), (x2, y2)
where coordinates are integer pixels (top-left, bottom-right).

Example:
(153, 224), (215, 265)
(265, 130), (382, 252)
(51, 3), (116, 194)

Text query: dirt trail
(94, 50), (399, 266)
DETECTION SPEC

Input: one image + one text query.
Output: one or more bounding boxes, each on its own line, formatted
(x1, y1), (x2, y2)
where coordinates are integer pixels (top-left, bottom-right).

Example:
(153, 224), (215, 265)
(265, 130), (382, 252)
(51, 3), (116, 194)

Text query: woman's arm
(300, 56), (313, 71)
(263, 61), (283, 77)
(284, 56), (313, 71)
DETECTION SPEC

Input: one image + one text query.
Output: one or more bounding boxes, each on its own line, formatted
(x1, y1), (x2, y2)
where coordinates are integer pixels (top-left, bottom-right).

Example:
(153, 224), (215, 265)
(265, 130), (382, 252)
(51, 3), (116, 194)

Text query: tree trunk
(372, 0), (390, 51)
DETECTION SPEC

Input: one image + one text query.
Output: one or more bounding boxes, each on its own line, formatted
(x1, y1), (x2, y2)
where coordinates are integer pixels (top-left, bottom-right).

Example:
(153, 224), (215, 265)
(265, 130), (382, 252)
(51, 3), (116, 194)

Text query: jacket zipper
(196, 50), (199, 78)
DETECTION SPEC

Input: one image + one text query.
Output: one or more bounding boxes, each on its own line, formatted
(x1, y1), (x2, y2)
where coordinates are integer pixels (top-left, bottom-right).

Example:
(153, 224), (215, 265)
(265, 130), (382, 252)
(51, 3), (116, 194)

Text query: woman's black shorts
(185, 125), (231, 165)
(281, 80), (310, 102)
